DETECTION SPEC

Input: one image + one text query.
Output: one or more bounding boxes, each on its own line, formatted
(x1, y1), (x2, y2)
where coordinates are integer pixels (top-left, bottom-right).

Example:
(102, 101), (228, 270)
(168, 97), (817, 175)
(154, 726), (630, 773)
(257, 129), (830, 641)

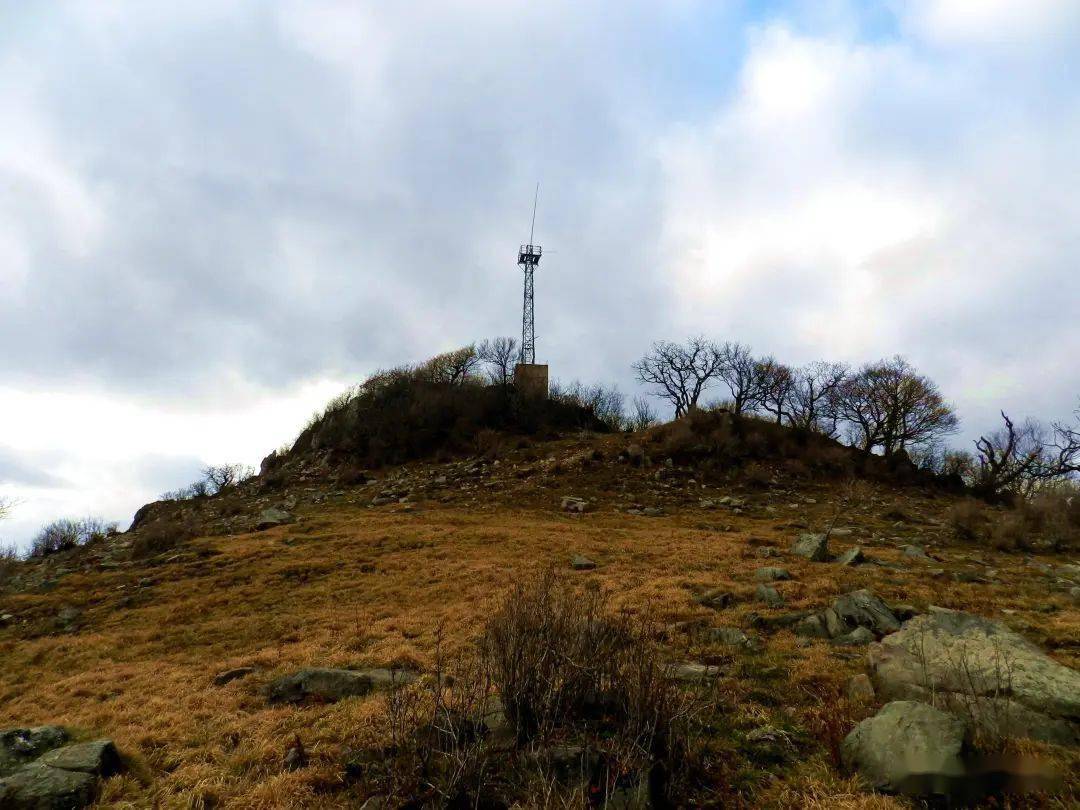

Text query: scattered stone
(570, 554), (596, 571)
(560, 496), (590, 514)
(214, 667), (256, 687)
(830, 528), (853, 537)
(841, 701), (967, 792)
(673, 663), (722, 682)
(754, 567), (791, 582)
(791, 533), (830, 562)
(833, 626), (875, 646)
(794, 614), (830, 639)
(836, 546), (864, 567)
(265, 668), (417, 705)
(832, 590), (901, 638)
(755, 584), (784, 608)
(255, 508), (294, 531)
(900, 544), (932, 562)
(693, 589), (733, 610)
(709, 626), (755, 649)
(641, 507), (664, 517)
(847, 673), (876, 703)
(869, 611), (1080, 744)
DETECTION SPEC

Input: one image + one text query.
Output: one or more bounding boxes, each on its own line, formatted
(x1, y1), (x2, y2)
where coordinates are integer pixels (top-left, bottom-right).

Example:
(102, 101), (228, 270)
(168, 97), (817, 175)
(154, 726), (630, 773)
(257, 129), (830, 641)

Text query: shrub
(130, 516), (200, 559)
(28, 517), (117, 558)
(0, 543), (21, 586)
(289, 356), (609, 468)
(948, 499), (988, 541)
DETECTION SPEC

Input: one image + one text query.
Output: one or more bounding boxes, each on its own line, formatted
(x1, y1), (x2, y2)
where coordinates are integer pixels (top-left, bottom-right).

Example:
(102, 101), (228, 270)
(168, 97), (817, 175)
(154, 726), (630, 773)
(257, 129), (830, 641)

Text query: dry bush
(28, 517), (117, 558)
(131, 516), (200, 559)
(0, 542), (21, 586)
(948, 499), (990, 541)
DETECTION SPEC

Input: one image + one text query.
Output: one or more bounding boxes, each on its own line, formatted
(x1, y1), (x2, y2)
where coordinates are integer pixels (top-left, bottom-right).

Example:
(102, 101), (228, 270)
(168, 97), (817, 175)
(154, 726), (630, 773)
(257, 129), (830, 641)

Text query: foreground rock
(266, 667), (418, 705)
(793, 590), (901, 643)
(841, 701), (966, 792)
(791, 533), (830, 561)
(869, 610), (1080, 744)
(570, 554), (596, 571)
(0, 728), (119, 809)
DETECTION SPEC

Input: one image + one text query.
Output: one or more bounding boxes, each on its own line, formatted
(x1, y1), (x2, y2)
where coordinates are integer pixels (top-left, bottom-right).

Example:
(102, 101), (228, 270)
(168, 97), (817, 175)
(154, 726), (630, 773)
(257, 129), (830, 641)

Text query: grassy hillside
(1, 426), (1077, 807)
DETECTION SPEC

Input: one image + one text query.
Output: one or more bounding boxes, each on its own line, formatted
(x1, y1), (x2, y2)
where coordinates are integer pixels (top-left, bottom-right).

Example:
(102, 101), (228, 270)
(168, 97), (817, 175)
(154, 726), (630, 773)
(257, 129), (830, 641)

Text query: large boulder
(791, 533), (830, 562)
(0, 763), (97, 809)
(831, 589), (901, 638)
(841, 701), (967, 792)
(0, 728), (68, 776)
(266, 667), (417, 705)
(255, 508), (293, 531)
(868, 610), (1080, 744)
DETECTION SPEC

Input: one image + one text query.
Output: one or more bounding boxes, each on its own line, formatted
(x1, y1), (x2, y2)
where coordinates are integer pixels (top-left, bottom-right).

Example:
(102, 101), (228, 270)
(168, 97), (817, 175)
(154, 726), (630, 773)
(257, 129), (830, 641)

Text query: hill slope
(1, 428), (1078, 808)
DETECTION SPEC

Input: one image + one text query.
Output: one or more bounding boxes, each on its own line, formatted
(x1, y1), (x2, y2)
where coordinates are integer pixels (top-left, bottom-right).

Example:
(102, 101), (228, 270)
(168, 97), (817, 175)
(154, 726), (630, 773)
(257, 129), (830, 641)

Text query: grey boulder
(791, 533), (830, 561)
(255, 508), (294, 531)
(266, 667), (416, 705)
(832, 589), (901, 637)
(868, 610), (1080, 744)
(755, 584), (784, 608)
(754, 567), (790, 582)
(0, 764), (97, 809)
(841, 701), (967, 792)
(0, 728), (69, 776)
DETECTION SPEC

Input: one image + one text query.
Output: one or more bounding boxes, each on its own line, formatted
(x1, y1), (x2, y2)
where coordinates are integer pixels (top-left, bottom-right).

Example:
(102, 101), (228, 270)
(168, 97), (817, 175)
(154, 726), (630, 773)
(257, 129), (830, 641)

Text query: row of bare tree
(633, 338), (958, 457)
(633, 336), (1080, 500)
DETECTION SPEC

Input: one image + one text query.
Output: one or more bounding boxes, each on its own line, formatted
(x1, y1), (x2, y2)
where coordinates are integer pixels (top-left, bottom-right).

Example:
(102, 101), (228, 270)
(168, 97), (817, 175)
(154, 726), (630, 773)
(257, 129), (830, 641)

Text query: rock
(0, 763), (97, 809)
(35, 741), (119, 776)
(890, 604), (920, 622)
(570, 554), (596, 571)
(673, 663), (722, 682)
(791, 533), (830, 562)
(625, 444), (645, 465)
(0, 613), (13, 627)
(868, 611), (1080, 744)
(709, 627), (755, 649)
(213, 667), (256, 686)
(53, 607), (82, 634)
(836, 546), (864, 566)
(641, 507), (664, 517)
(560, 496), (590, 514)
(754, 567), (790, 582)
(900, 544), (932, 562)
(832, 589), (901, 638)
(755, 584), (784, 608)
(833, 626), (876, 646)
(847, 673), (876, 703)
(0, 727), (69, 776)
(255, 508), (294, 531)
(283, 736), (307, 771)
(794, 615), (830, 639)
(830, 528), (853, 537)
(693, 589), (733, 610)
(750, 611), (812, 631)
(841, 701), (967, 792)
(266, 667), (416, 705)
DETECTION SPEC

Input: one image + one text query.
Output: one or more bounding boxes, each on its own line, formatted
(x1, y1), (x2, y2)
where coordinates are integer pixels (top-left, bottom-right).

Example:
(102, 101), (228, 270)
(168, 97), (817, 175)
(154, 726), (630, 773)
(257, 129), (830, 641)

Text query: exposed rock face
(265, 667), (417, 705)
(869, 610), (1080, 744)
(0, 730), (119, 810)
(841, 701), (967, 792)
(791, 533), (830, 561)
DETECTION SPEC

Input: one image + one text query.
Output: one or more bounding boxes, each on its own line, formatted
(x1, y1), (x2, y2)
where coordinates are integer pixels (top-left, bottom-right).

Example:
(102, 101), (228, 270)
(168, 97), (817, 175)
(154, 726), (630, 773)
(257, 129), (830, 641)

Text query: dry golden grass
(1, 437), (1077, 808)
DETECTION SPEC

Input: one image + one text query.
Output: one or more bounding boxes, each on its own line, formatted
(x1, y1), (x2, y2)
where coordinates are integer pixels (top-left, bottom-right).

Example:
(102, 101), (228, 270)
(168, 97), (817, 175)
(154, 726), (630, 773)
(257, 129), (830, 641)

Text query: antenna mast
(518, 184), (542, 365)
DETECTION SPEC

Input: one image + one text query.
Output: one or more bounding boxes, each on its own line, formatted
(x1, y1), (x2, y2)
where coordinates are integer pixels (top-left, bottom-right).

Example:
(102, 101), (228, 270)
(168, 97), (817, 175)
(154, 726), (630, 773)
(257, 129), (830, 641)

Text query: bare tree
(834, 356), (958, 456)
(788, 361), (848, 436)
(627, 396), (659, 432)
(202, 463), (255, 495)
(477, 337), (518, 387)
(632, 337), (724, 417)
(550, 380), (625, 431)
(715, 342), (771, 415)
(757, 358), (796, 424)
(420, 345), (481, 386)
(974, 411), (1080, 499)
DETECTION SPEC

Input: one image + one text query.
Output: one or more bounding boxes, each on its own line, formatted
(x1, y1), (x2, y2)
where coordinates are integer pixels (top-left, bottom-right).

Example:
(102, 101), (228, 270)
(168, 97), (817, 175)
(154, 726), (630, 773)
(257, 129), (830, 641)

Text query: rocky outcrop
(0, 728), (119, 809)
(266, 667), (417, 705)
(841, 701), (967, 792)
(868, 610), (1080, 744)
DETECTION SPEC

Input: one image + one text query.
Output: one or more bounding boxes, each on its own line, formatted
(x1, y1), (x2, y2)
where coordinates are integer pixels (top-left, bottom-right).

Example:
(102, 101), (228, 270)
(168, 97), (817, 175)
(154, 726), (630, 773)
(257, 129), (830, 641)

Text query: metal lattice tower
(518, 184), (542, 365)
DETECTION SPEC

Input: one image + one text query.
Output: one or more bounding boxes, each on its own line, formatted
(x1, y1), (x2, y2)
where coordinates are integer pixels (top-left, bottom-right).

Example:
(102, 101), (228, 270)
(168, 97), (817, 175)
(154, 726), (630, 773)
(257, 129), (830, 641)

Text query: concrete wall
(514, 363), (549, 399)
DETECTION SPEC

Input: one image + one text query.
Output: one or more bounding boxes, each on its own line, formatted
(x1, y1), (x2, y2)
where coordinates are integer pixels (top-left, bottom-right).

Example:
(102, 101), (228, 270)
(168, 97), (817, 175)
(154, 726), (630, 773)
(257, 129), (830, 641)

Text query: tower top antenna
(529, 182), (539, 246)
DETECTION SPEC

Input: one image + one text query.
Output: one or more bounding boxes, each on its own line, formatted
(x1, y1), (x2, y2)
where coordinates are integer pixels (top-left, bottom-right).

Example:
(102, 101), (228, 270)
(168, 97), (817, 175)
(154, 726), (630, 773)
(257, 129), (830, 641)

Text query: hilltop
(1, 388), (1078, 808)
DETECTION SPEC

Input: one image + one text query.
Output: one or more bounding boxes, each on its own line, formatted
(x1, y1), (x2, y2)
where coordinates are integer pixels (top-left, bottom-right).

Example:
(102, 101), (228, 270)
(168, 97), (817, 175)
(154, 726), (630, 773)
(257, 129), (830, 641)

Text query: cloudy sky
(2, 0), (1078, 548)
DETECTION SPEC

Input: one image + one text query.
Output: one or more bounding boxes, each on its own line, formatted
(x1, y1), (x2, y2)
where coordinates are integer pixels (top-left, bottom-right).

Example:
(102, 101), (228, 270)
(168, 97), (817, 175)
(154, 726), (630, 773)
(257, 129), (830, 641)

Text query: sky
(1, 0), (1078, 549)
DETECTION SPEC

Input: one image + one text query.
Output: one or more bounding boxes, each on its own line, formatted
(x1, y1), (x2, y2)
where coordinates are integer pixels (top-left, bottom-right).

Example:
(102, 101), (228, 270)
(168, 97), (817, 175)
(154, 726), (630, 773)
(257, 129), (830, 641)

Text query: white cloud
(900, 0), (1080, 46)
